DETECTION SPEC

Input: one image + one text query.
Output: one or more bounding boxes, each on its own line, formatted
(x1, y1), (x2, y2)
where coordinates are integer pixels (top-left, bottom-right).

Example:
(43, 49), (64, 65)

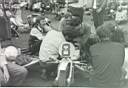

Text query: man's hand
(96, 8), (102, 13)
(3, 65), (10, 84)
(43, 25), (52, 32)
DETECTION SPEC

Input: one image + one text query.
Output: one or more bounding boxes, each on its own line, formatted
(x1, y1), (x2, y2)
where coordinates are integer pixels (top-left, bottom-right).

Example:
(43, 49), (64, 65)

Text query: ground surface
(4, 9), (128, 87)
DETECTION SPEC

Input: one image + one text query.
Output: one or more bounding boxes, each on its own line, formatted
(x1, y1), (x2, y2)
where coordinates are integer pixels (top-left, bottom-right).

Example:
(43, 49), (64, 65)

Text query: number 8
(62, 44), (70, 57)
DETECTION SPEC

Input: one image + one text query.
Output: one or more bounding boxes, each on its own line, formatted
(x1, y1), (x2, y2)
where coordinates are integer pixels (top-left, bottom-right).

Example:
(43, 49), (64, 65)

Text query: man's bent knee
(18, 67), (28, 77)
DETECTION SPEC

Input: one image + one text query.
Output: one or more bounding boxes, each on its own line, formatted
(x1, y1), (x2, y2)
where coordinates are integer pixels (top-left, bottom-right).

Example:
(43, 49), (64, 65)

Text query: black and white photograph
(0, 0), (128, 87)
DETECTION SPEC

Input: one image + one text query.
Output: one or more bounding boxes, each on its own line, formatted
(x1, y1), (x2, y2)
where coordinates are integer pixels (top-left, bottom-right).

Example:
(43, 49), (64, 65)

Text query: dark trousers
(92, 10), (105, 29)
(29, 36), (42, 55)
(0, 62), (28, 87)
(40, 62), (58, 77)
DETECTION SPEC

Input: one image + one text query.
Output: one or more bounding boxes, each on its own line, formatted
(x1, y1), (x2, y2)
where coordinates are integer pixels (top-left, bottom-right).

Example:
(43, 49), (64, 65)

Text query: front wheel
(53, 65), (70, 87)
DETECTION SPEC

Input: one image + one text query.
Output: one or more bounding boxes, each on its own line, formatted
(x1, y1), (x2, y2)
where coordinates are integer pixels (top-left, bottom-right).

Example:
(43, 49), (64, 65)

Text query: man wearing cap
(58, 6), (84, 32)
(89, 22), (125, 87)
(92, 0), (108, 29)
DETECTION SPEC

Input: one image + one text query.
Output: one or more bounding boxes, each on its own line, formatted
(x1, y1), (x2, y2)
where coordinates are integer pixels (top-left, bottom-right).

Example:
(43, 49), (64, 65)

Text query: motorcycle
(9, 3), (29, 37)
(10, 13), (29, 37)
(48, 42), (92, 87)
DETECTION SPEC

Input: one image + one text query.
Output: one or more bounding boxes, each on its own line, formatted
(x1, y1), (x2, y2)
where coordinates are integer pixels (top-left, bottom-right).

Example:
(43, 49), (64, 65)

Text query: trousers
(0, 62), (28, 87)
(40, 61), (58, 76)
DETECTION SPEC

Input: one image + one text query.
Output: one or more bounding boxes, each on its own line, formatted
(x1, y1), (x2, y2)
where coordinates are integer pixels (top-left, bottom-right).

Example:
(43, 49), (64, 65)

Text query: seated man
(89, 23), (125, 87)
(0, 46), (28, 87)
(29, 16), (52, 55)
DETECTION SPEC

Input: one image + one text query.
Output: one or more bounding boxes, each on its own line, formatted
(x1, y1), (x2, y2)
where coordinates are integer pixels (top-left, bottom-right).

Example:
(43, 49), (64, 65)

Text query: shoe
(40, 69), (48, 80)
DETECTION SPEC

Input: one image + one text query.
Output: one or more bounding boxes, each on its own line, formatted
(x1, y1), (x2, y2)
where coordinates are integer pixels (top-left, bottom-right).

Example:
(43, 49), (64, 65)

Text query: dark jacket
(90, 42), (125, 87)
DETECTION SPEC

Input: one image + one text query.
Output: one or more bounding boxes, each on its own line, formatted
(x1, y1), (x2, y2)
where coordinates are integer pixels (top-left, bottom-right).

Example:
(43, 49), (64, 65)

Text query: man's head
(67, 6), (84, 23)
(96, 21), (117, 41)
(5, 46), (19, 61)
(62, 23), (91, 42)
(63, 6), (84, 26)
(62, 24), (81, 42)
(33, 16), (46, 28)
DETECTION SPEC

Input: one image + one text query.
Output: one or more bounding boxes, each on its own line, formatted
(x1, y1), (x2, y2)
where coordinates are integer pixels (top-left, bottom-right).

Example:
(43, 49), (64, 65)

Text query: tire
(57, 70), (67, 87)
(54, 65), (69, 87)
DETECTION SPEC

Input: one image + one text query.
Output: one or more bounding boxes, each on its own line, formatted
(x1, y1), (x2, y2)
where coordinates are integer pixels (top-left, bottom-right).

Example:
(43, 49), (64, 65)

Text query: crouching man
(0, 46), (28, 87)
(89, 23), (125, 87)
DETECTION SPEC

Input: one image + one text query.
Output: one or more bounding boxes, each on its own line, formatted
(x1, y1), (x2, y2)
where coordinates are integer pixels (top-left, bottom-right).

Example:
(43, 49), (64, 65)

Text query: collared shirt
(39, 30), (66, 62)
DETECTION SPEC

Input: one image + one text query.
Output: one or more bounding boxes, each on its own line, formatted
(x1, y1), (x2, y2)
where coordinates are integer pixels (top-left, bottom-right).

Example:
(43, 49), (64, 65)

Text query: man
(39, 27), (82, 79)
(0, 46), (28, 87)
(92, 0), (108, 29)
(0, 8), (11, 41)
(58, 6), (84, 31)
(29, 16), (52, 55)
(89, 23), (125, 87)
(39, 12), (89, 80)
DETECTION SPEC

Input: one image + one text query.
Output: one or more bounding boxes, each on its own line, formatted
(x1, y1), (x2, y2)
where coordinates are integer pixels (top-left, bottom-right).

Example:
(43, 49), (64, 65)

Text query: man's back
(39, 30), (66, 62)
(0, 16), (11, 41)
(90, 42), (125, 87)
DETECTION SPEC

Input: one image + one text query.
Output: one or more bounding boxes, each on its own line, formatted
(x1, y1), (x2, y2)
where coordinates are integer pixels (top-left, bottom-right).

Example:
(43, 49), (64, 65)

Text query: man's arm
(96, 0), (107, 13)
(2, 64), (10, 83)
(0, 52), (10, 83)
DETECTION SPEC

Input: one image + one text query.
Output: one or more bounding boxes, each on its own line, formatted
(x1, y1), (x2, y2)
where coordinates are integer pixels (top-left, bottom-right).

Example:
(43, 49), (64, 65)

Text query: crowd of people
(0, 0), (128, 87)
